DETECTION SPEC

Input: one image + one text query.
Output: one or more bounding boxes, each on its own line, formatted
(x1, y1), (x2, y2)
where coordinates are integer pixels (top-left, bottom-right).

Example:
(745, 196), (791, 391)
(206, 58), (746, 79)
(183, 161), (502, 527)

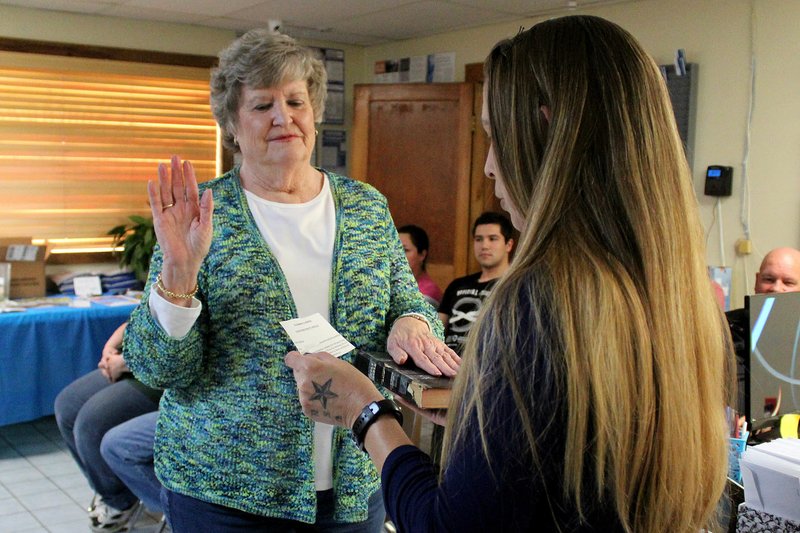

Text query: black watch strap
(352, 399), (403, 452)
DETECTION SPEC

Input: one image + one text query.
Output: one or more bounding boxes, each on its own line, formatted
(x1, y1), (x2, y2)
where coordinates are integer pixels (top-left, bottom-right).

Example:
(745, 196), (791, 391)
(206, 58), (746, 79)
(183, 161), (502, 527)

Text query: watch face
(369, 403), (380, 414)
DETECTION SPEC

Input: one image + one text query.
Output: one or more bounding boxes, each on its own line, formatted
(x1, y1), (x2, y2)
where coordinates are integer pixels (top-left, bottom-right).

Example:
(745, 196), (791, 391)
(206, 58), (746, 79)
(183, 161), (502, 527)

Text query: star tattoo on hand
(310, 378), (338, 410)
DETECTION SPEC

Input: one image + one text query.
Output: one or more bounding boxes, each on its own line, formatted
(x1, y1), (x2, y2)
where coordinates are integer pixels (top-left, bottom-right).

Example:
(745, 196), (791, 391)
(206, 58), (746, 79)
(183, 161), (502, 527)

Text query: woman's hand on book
(285, 350), (383, 428)
(387, 317), (461, 377)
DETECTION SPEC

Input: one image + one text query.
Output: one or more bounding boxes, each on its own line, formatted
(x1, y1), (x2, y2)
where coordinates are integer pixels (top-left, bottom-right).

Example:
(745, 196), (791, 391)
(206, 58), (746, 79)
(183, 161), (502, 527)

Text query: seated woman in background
(54, 322), (161, 532)
(286, 15), (732, 532)
(398, 224), (443, 306)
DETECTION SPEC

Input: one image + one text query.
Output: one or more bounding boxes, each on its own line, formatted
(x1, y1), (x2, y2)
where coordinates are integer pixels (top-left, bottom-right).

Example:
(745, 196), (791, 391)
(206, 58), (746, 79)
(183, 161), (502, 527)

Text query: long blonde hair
(443, 16), (731, 532)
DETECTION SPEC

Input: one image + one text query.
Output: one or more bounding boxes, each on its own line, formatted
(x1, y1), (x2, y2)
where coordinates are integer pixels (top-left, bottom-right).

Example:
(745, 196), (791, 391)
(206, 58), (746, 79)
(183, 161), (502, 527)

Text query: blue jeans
(101, 411), (161, 512)
(54, 369), (160, 510)
(161, 486), (386, 533)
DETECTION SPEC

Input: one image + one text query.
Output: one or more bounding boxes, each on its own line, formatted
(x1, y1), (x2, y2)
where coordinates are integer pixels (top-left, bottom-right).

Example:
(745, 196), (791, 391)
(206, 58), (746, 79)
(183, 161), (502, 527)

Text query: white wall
(746, 0), (800, 293)
(0, 4), (234, 55)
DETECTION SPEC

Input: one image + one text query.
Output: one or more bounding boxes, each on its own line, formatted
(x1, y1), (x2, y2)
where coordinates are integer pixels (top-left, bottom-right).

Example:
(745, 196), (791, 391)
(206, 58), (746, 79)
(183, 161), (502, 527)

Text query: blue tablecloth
(0, 300), (137, 426)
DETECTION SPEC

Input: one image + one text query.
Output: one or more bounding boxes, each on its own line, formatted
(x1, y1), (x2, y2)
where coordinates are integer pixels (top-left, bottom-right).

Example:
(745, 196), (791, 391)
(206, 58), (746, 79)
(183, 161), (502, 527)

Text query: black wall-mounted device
(704, 165), (733, 197)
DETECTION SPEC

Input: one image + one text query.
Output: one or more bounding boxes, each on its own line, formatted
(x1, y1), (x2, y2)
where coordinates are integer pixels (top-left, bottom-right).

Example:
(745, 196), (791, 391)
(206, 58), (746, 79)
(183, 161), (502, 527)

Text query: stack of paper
(739, 439), (800, 523)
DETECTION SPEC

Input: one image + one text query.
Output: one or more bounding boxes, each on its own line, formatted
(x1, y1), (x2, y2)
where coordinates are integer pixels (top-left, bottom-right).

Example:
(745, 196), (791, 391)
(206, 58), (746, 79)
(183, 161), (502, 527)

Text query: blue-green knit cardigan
(123, 167), (443, 523)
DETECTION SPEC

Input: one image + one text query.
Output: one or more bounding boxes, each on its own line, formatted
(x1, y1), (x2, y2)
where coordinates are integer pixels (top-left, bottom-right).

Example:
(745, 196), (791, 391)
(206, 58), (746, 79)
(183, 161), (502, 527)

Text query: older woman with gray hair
(123, 28), (459, 532)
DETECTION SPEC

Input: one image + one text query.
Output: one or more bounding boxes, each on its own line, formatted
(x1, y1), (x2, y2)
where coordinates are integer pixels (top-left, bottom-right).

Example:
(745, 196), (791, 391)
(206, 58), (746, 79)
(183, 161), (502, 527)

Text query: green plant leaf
(107, 215), (155, 282)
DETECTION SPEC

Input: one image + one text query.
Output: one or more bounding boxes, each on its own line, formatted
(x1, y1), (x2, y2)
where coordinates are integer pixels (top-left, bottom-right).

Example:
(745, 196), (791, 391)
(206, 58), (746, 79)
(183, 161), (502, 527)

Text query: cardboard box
(0, 237), (49, 299)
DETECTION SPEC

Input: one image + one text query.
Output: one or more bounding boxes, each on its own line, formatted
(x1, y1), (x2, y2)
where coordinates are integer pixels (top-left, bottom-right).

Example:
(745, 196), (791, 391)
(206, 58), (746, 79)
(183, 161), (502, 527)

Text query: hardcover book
(353, 349), (452, 409)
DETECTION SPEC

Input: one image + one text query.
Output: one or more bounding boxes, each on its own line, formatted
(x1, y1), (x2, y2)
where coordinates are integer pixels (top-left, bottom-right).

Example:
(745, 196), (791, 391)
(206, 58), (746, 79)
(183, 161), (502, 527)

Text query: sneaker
(89, 499), (142, 533)
(155, 515), (171, 533)
(87, 493), (99, 516)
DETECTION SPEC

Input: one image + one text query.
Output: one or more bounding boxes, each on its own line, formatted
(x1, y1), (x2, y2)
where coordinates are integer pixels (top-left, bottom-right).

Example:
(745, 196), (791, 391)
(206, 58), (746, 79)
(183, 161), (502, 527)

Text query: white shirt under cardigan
(149, 176), (338, 491)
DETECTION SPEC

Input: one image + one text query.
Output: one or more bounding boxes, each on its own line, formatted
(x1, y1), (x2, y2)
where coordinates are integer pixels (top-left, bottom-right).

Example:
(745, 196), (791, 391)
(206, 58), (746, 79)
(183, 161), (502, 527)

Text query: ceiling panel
(0, 0), (639, 46)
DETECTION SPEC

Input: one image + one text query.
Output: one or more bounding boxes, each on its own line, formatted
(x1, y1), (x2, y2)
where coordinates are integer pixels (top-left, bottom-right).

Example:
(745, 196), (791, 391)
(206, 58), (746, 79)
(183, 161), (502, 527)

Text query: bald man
(754, 247), (800, 293)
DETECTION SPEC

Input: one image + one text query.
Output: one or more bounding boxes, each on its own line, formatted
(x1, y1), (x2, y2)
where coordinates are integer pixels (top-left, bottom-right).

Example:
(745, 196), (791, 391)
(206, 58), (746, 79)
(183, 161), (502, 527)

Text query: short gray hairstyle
(210, 29), (328, 152)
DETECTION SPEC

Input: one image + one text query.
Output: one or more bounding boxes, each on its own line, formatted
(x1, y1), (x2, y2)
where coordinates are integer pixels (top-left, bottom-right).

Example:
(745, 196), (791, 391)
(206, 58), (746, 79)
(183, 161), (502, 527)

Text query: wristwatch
(352, 399), (403, 452)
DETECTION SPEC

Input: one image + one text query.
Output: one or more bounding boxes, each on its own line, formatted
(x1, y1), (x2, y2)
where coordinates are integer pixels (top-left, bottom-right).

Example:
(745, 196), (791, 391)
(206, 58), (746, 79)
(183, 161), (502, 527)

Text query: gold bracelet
(394, 313), (431, 331)
(156, 273), (198, 300)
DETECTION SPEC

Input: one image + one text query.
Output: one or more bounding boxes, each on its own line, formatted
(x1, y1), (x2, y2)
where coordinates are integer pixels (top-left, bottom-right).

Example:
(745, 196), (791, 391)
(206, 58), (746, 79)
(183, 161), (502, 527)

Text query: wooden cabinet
(351, 82), (500, 290)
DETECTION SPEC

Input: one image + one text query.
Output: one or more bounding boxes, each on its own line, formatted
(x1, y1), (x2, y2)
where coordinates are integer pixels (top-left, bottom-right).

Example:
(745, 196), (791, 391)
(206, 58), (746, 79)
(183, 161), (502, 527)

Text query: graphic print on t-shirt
(442, 282), (495, 354)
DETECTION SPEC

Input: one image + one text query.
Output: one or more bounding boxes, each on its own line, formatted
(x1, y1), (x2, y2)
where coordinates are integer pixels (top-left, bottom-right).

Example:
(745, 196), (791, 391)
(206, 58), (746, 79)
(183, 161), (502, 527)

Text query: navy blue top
(381, 279), (626, 532)
(382, 404), (625, 532)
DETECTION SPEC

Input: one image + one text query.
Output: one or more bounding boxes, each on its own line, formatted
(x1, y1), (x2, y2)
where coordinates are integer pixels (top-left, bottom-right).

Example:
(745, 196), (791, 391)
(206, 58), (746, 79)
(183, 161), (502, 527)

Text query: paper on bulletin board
(428, 52), (455, 82)
(408, 56), (427, 82)
(324, 49), (345, 83)
(374, 52), (455, 83)
(708, 266), (732, 311)
(325, 86), (345, 125)
(311, 46), (345, 124)
(320, 130), (347, 176)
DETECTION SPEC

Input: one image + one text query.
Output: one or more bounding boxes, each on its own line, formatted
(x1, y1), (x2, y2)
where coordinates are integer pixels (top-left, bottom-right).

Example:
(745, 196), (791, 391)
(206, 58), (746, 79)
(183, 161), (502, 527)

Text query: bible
(353, 349), (452, 409)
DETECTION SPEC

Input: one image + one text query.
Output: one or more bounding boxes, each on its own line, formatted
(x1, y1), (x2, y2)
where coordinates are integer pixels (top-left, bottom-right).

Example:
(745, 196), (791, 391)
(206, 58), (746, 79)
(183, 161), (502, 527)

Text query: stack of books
(353, 349), (452, 409)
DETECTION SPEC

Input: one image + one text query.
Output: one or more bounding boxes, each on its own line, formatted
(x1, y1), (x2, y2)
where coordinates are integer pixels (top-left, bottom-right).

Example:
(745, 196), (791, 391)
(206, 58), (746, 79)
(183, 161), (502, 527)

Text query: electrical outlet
(736, 239), (752, 255)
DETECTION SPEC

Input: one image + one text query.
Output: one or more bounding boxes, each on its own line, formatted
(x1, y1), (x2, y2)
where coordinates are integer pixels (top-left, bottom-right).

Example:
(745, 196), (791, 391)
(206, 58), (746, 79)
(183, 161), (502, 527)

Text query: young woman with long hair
(287, 15), (732, 532)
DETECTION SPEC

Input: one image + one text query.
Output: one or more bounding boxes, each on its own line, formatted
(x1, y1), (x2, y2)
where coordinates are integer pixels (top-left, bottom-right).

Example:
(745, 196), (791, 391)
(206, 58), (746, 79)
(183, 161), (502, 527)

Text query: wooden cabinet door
(466, 82), (505, 274)
(352, 82), (477, 289)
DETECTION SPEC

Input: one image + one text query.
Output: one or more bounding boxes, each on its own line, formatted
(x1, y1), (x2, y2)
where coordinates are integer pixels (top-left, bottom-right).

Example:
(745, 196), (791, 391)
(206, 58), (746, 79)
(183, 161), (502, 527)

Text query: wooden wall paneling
(464, 62), (484, 83)
(467, 82), (502, 274)
(352, 83), (474, 290)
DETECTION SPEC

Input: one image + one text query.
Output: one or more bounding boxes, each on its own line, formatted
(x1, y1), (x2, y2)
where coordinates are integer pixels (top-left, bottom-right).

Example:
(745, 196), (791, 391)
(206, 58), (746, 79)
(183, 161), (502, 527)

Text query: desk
(0, 300), (137, 426)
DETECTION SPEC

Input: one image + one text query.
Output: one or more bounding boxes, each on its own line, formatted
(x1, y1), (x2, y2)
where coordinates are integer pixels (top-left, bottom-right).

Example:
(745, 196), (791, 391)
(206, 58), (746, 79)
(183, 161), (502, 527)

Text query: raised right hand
(147, 155), (214, 304)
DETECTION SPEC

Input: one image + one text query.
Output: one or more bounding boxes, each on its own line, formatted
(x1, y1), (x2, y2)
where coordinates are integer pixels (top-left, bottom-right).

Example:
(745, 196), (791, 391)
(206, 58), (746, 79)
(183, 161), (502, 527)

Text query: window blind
(0, 52), (218, 252)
